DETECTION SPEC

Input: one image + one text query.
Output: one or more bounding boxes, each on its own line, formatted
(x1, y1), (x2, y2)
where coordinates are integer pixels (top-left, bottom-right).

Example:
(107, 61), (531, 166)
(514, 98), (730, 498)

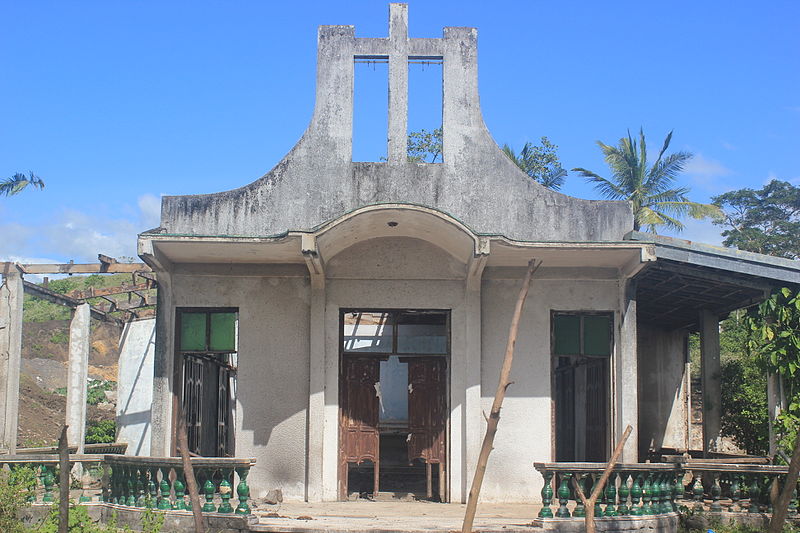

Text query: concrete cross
(355, 4), (443, 163)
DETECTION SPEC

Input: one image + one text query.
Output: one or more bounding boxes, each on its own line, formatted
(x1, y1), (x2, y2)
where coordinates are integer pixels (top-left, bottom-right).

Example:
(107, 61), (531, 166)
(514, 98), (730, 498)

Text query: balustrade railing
(534, 462), (797, 520)
(104, 455), (255, 515)
(0, 454), (255, 516)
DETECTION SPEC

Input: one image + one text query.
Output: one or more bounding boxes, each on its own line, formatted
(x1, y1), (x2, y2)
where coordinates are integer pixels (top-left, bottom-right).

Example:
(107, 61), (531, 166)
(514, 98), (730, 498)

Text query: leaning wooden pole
(768, 434), (800, 533)
(461, 259), (540, 533)
(176, 405), (205, 533)
(572, 425), (632, 533)
(57, 425), (70, 533)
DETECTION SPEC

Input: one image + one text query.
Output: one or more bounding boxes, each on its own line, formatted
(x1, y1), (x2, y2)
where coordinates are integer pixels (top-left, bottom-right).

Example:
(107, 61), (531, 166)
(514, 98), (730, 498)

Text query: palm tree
(572, 129), (720, 232)
(1, 172), (45, 197)
(502, 136), (567, 191)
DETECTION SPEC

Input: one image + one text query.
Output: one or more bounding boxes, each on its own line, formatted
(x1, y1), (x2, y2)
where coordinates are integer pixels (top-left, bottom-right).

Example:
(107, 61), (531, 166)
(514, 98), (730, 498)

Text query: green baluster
(748, 474), (761, 514)
(642, 472), (653, 515)
(235, 467), (251, 515)
(652, 472), (663, 514)
(592, 474), (604, 518)
(24, 464), (37, 503)
(42, 464), (55, 503)
(709, 473), (722, 513)
(202, 469), (217, 513)
(788, 484), (797, 517)
(136, 467), (147, 507)
(692, 473), (704, 512)
(630, 473), (643, 516)
(730, 474), (741, 512)
(173, 468), (187, 510)
(218, 468), (234, 513)
(763, 477), (773, 514)
(617, 473), (630, 515)
(604, 472), (617, 516)
(158, 467), (172, 510)
(572, 474), (586, 518)
(147, 467), (158, 508)
(539, 470), (554, 518)
(556, 472), (571, 518)
(659, 473), (670, 514)
(125, 466), (136, 506)
(670, 473), (680, 512)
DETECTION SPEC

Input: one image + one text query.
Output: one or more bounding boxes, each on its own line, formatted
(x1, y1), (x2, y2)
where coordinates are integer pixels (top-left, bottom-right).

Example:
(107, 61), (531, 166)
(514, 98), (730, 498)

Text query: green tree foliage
(745, 287), (800, 452)
(501, 137), (567, 190)
(712, 179), (800, 259)
(0, 172), (44, 197)
(407, 127), (442, 163)
(85, 419), (116, 444)
(572, 129), (721, 232)
(0, 466), (36, 533)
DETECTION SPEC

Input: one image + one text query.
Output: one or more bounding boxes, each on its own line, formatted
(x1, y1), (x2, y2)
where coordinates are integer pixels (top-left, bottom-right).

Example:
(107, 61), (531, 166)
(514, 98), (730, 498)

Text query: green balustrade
(748, 474), (761, 513)
(730, 474), (741, 512)
(173, 469), (187, 510)
(556, 472), (571, 518)
(629, 473), (643, 516)
(42, 464), (55, 503)
(604, 474), (617, 516)
(218, 468), (234, 513)
(202, 471), (217, 513)
(136, 467), (147, 507)
(709, 473), (722, 512)
(617, 473), (630, 515)
(235, 467), (251, 515)
(592, 474), (603, 517)
(572, 474), (585, 518)
(158, 467), (172, 510)
(147, 466), (158, 508)
(692, 473), (704, 512)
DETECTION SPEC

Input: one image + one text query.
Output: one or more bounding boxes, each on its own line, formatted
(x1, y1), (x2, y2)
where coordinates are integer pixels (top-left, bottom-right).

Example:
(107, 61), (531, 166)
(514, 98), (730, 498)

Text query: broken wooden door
(339, 356), (380, 499)
(407, 357), (447, 499)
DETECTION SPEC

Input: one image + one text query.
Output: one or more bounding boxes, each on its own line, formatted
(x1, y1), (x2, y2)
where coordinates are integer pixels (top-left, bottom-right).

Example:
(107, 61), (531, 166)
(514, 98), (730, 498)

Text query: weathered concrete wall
(637, 323), (689, 456)
(158, 9), (632, 243)
(168, 272), (311, 500)
(480, 277), (620, 503)
(117, 318), (156, 456)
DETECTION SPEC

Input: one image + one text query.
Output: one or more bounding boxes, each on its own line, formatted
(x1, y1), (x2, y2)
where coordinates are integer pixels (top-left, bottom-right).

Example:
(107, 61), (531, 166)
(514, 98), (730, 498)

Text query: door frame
(337, 308), (451, 500)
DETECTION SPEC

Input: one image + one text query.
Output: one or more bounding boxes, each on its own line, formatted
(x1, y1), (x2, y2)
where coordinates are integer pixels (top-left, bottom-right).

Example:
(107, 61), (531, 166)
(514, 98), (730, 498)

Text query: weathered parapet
(157, 5), (632, 243)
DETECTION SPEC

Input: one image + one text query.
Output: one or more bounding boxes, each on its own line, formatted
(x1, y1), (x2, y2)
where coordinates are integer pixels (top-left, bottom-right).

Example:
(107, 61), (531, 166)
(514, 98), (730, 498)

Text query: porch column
(66, 303), (91, 454)
(303, 235), (327, 501)
(617, 278), (638, 462)
(0, 266), (24, 453)
(463, 241), (488, 503)
(150, 270), (174, 456)
(699, 309), (721, 455)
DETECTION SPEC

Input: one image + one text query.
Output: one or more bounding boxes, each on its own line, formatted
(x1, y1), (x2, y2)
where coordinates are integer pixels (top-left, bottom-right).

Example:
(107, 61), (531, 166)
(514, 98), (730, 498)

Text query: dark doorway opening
(552, 312), (612, 462)
(339, 310), (448, 501)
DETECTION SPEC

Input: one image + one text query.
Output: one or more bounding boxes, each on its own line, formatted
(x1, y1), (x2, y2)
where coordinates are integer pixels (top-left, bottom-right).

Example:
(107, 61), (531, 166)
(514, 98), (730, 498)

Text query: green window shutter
(584, 315), (611, 356)
(209, 312), (237, 352)
(180, 313), (207, 351)
(553, 315), (580, 355)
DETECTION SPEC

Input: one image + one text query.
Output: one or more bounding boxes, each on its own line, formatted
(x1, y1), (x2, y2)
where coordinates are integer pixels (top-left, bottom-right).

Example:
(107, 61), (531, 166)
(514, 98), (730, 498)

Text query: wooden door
(584, 358), (608, 461)
(407, 357), (446, 499)
(554, 358), (576, 462)
(339, 356), (380, 499)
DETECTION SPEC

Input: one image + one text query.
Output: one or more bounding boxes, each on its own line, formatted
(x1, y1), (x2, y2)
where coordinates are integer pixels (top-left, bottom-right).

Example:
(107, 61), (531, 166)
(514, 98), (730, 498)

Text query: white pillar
(0, 267), (24, 453)
(617, 278), (639, 462)
(306, 285), (326, 501)
(66, 303), (91, 453)
(700, 309), (721, 455)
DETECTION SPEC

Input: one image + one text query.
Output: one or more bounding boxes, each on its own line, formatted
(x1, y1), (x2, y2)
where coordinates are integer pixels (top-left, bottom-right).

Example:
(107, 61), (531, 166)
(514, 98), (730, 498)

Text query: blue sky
(2, 1), (798, 264)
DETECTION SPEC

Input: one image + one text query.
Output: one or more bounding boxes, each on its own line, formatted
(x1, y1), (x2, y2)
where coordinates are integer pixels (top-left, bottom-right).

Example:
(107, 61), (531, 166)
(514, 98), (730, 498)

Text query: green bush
(85, 420), (115, 444)
(49, 330), (69, 345)
(86, 380), (114, 406)
(0, 466), (36, 533)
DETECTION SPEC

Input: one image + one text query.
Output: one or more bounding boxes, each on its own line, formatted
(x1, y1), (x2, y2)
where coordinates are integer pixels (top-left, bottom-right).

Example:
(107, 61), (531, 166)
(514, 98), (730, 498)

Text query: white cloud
(682, 153), (733, 193)
(720, 141), (736, 151)
(137, 194), (161, 228)
(662, 217), (725, 246)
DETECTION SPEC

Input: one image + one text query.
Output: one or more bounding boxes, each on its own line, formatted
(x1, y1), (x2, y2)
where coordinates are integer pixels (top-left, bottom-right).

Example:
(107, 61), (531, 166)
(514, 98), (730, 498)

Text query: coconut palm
(572, 129), (720, 232)
(1, 172), (45, 197)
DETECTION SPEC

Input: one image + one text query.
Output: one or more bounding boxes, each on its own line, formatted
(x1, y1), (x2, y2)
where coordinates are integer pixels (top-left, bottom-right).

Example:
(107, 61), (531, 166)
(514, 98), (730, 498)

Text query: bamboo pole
(461, 259), (540, 533)
(572, 425), (632, 533)
(58, 425), (70, 533)
(176, 405), (205, 533)
(768, 434), (800, 533)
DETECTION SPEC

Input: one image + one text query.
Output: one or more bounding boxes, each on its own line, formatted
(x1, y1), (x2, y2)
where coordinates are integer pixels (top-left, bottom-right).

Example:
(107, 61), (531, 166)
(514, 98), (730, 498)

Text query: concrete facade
(130, 3), (800, 506)
(116, 318), (156, 456)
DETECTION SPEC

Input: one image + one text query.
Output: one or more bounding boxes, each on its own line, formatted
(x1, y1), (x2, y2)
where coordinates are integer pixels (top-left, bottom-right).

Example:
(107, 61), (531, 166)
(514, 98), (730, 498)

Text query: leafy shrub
(0, 466), (36, 533)
(86, 380), (114, 406)
(49, 330), (69, 345)
(85, 420), (115, 444)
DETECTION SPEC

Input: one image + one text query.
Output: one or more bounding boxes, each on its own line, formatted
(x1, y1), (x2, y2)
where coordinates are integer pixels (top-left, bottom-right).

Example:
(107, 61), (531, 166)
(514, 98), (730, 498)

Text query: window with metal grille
(177, 308), (238, 457)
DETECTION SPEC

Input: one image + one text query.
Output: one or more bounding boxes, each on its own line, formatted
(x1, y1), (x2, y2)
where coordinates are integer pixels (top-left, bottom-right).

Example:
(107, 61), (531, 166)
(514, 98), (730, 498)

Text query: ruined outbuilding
(123, 4), (800, 504)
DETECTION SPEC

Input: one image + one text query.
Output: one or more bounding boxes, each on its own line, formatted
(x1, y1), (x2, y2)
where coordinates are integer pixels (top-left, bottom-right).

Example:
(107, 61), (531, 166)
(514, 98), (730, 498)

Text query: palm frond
(573, 167), (628, 200)
(0, 172), (45, 197)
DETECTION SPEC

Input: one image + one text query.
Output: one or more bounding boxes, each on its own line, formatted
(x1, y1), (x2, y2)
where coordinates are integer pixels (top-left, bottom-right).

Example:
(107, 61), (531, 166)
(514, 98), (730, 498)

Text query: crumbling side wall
(117, 318), (156, 456)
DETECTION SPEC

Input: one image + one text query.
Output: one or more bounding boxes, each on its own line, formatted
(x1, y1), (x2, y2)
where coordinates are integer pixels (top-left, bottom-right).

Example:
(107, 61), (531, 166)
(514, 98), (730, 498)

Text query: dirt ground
(17, 319), (121, 447)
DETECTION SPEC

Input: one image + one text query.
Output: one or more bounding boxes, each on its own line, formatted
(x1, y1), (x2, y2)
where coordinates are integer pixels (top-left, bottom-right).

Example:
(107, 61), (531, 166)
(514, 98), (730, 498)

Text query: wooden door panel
(584, 358), (608, 461)
(340, 357), (380, 464)
(407, 358), (446, 463)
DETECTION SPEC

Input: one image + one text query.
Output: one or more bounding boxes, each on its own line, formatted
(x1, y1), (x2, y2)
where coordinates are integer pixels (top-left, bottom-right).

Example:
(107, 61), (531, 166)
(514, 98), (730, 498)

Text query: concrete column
(617, 278), (639, 462)
(700, 309), (721, 455)
(150, 272), (174, 457)
(387, 3), (409, 164)
(66, 303), (91, 453)
(0, 268), (24, 453)
(306, 285), (326, 501)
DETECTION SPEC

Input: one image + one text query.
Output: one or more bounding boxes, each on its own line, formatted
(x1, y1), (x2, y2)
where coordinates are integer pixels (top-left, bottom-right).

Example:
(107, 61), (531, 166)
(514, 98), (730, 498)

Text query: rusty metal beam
(22, 281), (121, 324)
(68, 283), (154, 300)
